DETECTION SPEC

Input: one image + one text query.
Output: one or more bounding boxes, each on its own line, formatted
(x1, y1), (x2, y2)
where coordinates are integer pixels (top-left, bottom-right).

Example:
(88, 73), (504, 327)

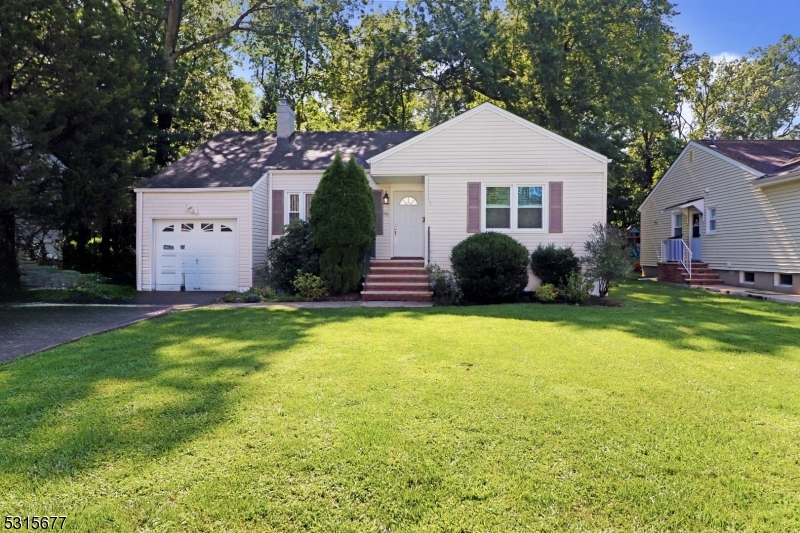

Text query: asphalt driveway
(0, 292), (225, 363)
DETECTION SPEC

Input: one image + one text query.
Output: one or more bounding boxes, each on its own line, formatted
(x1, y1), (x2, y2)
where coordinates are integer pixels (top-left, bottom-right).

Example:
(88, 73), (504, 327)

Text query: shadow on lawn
(422, 282), (800, 356)
(0, 308), (361, 480)
(1, 283), (798, 481)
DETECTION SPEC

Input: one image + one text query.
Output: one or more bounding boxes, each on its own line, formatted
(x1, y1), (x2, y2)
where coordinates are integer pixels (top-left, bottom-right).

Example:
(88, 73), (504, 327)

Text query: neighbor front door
(393, 192), (424, 257)
(691, 212), (702, 261)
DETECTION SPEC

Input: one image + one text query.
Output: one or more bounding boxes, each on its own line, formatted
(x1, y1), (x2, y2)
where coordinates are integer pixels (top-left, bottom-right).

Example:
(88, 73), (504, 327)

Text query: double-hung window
(672, 212), (683, 238)
(484, 185), (545, 231)
(706, 207), (716, 234)
(286, 192), (314, 224)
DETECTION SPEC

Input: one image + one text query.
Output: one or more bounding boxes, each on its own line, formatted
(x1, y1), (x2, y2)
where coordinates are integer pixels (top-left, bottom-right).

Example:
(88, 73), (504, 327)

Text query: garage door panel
(155, 219), (238, 291)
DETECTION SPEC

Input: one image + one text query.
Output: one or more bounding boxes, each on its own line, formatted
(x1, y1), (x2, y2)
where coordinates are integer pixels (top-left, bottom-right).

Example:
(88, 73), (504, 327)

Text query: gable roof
(695, 139), (800, 177)
(367, 102), (611, 166)
(638, 139), (800, 211)
(137, 130), (421, 189)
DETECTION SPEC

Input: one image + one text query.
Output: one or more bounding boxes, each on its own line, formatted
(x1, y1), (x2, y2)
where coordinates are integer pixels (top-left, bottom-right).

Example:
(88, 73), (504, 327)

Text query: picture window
(484, 185), (544, 231)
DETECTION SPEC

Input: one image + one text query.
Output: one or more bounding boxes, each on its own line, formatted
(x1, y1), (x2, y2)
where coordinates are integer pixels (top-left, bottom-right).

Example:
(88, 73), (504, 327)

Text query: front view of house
(135, 102), (609, 294)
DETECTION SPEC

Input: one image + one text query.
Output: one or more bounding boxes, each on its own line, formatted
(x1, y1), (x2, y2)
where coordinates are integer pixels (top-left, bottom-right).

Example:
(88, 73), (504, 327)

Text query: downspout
(136, 191), (143, 291)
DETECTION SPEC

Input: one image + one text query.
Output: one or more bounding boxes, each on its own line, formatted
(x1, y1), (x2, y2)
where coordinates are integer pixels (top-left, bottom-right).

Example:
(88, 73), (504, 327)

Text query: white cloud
(711, 51), (742, 63)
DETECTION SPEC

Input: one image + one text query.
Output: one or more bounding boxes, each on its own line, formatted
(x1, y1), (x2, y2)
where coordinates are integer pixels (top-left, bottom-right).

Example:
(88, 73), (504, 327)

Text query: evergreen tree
(309, 154), (375, 294)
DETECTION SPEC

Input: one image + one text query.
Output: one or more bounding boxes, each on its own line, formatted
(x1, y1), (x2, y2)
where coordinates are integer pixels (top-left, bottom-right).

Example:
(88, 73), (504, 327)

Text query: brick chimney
(277, 98), (295, 139)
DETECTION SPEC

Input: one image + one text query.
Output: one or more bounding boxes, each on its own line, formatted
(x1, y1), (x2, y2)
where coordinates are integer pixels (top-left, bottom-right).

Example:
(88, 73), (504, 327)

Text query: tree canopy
(1, 0), (797, 291)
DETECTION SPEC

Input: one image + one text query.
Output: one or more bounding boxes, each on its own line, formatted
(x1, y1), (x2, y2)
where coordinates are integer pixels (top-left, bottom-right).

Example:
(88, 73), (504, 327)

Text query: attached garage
(154, 219), (238, 291)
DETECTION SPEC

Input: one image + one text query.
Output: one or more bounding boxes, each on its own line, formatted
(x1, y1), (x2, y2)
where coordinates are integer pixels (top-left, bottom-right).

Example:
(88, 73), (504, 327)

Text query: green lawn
(2, 282), (800, 531)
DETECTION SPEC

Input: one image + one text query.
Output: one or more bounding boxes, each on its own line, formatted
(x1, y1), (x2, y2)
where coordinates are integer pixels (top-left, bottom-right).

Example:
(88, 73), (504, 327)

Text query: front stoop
(657, 261), (723, 286)
(362, 260), (432, 302)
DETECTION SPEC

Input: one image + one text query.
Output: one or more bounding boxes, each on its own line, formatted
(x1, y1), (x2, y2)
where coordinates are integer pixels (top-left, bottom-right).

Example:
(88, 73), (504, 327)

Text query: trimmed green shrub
(530, 243), (580, 288)
(426, 263), (462, 306)
(292, 271), (329, 301)
(561, 271), (593, 304)
(258, 220), (320, 294)
(309, 154), (375, 294)
(534, 283), (558, 302)
(450, 232), (530, 305)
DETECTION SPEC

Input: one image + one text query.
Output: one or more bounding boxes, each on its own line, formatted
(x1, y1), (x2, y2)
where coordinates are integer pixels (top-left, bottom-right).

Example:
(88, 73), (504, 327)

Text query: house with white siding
(638, 139), (800, 294)
(135, 101), (609, 300)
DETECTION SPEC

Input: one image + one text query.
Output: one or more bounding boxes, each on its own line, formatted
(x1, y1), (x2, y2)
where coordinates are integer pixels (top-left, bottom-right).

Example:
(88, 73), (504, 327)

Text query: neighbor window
(672, 213), (683, 238)
(484, 185), (544, 230)
(707, 208), (717, 234)
(777, 273), (793, 287)
(741, 272), (755, 283)
(286, 192), (313, 224)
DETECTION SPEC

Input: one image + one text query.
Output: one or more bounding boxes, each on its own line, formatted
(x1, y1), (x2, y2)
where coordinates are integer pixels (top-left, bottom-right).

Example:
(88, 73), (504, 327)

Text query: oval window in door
(399, 197), (418, 206)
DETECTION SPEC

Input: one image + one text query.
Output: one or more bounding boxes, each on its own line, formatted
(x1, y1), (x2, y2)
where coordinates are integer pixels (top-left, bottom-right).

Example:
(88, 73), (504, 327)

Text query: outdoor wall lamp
(186, 204), (199, 215)
(383, 192), (389, 205)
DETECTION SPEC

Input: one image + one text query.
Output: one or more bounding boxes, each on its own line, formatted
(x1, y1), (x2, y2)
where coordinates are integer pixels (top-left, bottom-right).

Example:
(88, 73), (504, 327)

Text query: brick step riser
(369, 268), (428, 276)
(368, 275), (428, 283)
(679, 269), (715, 275)
(370, 261), (425, 268)
(365, 284), (430, 292)
(362, 292), (432, 302)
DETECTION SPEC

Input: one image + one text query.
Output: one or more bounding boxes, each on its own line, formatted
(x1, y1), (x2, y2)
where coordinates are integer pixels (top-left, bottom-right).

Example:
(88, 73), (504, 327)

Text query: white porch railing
(661, 238), (692, 280)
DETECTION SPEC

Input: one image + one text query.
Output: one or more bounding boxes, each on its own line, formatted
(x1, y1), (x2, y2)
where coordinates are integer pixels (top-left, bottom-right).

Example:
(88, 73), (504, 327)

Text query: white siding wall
(252, 176), (270, 276)
(140, 190), (253, 290)
(370, 106), (606, 176)
(640, 146), (800, 275)
(426, 175), (606, 274)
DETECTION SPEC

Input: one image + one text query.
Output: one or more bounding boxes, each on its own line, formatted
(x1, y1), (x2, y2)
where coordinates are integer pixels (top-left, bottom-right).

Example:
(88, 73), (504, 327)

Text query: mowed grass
(2, 283), (800, 531)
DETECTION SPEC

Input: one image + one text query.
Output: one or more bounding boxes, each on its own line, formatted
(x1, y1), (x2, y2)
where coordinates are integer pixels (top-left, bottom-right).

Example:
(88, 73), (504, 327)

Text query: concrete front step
(681, 273), (721, 280)
(362, 291), (432, 302)
(686, 279), (722, 285)
(370, 260), (424, 268)
(364, 282), (430, 292)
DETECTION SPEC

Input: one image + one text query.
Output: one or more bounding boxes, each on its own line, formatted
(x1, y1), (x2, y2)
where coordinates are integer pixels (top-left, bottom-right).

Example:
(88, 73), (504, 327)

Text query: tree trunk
(156, 0), (184, 166)
(0, 75), (21, 292)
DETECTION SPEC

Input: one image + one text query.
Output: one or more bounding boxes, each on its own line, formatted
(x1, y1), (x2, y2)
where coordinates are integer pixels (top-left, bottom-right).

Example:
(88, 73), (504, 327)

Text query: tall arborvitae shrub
(309, 154), (375, 294)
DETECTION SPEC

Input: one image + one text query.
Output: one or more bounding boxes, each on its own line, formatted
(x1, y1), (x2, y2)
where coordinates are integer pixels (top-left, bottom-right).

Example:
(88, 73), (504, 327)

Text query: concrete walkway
(693, 284), (800, 305)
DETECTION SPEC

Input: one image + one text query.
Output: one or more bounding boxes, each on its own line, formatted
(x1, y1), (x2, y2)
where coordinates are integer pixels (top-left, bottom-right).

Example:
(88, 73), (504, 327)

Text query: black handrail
(427, 226), (431, 263)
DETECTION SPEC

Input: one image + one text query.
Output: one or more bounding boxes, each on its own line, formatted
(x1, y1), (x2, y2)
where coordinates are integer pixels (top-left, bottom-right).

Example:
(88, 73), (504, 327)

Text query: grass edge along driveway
(1, 282), (799, 532)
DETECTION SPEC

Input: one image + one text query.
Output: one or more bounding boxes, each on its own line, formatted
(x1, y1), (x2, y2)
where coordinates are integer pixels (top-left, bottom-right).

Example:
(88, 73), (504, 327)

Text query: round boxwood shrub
(450, 232), (530, 304)
(530, 243), (581, 288)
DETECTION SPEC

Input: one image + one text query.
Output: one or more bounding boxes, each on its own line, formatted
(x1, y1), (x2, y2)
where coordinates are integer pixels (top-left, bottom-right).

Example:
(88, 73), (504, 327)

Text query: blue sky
(670, 0), (800, 58)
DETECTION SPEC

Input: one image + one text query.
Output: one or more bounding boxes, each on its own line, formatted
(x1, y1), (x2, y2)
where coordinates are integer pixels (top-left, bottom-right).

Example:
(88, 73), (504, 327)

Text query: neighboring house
(135, 101), (609, 298)
(638, 139), (800, 294)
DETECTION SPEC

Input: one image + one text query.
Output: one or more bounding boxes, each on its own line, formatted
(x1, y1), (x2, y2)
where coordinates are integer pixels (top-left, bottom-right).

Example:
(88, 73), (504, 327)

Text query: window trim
(671, 211), (683, 238)
(285, 191), (313, 224)
(481, 183), (548, 233)
(775, 273), (793, 287)
(706, 206), (717, 235)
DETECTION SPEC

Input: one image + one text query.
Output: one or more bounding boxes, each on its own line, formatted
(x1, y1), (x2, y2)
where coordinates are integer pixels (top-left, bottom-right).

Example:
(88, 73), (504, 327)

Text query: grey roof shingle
(696, 139), (800, 178)
(138, 130), (421, 189)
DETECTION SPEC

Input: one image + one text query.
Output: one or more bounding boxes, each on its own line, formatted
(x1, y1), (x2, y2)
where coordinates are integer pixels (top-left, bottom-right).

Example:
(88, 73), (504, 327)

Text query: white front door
(393, 192), (424, 257)
(155, 220), (238, 291)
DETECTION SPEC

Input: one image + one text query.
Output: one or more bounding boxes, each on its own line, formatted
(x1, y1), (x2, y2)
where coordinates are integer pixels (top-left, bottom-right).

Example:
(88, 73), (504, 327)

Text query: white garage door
(155, 220), (238, 291)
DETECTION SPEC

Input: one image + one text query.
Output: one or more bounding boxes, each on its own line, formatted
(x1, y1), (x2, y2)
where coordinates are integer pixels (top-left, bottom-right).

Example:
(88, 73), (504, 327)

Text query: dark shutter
(272, 189), (284, 235)
(549, 181), (563, 233)
(467, 182), (481, 233)
(373, 189), (383, 236)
